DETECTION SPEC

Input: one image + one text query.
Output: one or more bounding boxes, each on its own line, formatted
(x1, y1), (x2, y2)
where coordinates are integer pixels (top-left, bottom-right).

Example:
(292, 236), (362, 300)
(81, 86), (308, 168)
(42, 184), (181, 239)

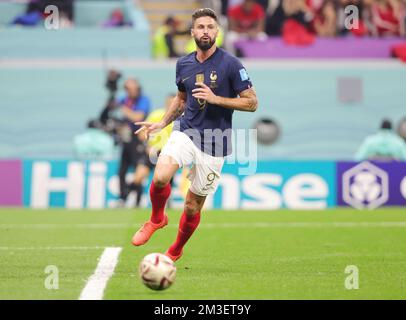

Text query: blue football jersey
(174, 48), (253, 157)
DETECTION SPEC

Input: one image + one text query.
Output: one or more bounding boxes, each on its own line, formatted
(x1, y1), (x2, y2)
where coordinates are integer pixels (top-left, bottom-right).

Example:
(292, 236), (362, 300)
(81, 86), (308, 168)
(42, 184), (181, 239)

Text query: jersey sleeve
(229, 57), (253, 95)
(175, 59), (186, 92)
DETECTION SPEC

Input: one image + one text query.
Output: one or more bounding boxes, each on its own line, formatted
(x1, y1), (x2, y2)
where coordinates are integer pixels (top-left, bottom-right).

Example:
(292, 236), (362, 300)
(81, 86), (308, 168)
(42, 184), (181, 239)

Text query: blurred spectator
(306, 0), (325, 12)
(10, 0), (74, 27)
(115, 78), (151, 206)
(370, 0), (406, 36)
(58, 11), (74, 28)
(153, 16), (188, 58)
(265, 0), (317, 45)
(73, 120), (115, 160)
(311, 0), (337, 36)
(257, 0), (270, 11)
(226, 0), (267, 55)
(282, 19), (315, 45)
(201, 0), (225, 13)
(102, 8), (132, 28)
(391, 41), (406, 62)
(200, 0), (229, 27)
(221, 0), (232, 16)
(10, 0), (43, 26)
(211, 0), (406, 40)
(355, 119), (406, 161)
(227, 0), (245, 8)
(52, 0), (74, 21)
(266, 0), (312, 36)
(336, 0), (369, 36)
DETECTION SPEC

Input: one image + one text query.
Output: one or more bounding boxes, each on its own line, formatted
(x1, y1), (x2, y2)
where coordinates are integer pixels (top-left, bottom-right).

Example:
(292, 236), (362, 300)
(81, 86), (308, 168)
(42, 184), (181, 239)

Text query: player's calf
(167, 209), (201, 259)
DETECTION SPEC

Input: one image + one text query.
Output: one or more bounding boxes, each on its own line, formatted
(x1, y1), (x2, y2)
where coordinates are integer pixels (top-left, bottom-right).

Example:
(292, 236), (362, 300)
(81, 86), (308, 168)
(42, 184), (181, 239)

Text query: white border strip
(79, 247), (122, 300)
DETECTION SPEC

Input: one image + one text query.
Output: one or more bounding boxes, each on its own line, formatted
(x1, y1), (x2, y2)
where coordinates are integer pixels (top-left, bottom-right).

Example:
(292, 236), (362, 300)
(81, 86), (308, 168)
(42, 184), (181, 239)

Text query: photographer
(74, 69), (122, 160)
(99, 70), (124, 144)
(113, 78), (151, 206)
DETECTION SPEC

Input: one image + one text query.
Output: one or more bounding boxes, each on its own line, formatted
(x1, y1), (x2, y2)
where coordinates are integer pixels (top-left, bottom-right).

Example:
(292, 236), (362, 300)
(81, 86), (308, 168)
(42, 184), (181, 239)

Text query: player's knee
(152, 173), (170, 189)
(184, 199), (199, 215)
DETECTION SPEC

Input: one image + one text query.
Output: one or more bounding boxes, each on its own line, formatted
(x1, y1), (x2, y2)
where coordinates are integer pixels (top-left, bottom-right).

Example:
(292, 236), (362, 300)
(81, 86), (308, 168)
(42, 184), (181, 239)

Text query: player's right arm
(160, 90), (186, 127)
(135, 90), (186, 137)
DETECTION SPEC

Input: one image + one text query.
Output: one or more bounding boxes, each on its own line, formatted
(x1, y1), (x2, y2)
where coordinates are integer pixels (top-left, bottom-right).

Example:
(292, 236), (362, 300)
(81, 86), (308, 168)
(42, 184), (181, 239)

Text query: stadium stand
(235, 37), (406, 58)
(0, 0), (405, 161)
(0, 0), (151, 59)
(138, 0), (200, 54)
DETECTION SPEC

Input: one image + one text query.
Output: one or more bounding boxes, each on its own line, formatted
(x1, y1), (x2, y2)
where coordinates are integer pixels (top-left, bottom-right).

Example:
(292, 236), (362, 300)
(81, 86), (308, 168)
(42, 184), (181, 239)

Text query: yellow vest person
(146, 95), (191, 199)
(152, 25), (171, 58)
(152, 16), (181, 58)
(145, 108), (174, 151)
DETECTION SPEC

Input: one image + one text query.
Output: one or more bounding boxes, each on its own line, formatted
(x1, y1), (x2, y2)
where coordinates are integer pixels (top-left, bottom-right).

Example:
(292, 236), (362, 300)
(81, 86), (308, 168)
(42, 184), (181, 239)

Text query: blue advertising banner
(216, 161), (336, 209)
(22, 159), (337, 210)
(23, 160), (121, 208)
(337, 161), (406, 209)
(3, 159), (405, 209)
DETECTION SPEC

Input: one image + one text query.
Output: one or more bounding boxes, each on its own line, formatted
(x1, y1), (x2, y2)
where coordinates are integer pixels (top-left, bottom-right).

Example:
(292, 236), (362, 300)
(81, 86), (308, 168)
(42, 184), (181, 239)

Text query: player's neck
(196, 45), (217, 63)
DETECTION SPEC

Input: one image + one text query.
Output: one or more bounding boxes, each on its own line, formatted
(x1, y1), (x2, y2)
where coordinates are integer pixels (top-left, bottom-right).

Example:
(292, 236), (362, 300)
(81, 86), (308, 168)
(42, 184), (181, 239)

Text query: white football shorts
(160, 130), (225, 196)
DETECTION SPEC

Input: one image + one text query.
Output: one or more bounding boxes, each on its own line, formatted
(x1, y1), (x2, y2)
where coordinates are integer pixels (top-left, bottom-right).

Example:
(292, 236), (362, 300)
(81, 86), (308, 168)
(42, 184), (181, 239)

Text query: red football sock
(149, 181), (171, 224)
(168, 211), (201, 256)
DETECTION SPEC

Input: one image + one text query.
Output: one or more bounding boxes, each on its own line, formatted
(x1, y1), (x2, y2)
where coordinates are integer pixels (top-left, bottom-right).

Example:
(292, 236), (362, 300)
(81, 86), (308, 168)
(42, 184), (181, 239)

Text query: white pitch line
(79, 247), (122, 300)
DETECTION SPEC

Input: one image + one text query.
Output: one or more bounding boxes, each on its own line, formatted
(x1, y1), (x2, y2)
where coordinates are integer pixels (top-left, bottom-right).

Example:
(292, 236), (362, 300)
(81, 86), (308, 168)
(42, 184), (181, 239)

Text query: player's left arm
(192, 83), (258, 112)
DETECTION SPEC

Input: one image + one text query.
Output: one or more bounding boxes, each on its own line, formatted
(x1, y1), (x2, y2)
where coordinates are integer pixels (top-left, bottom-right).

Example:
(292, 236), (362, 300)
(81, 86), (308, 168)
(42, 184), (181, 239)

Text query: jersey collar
(194, 47), (219, 64)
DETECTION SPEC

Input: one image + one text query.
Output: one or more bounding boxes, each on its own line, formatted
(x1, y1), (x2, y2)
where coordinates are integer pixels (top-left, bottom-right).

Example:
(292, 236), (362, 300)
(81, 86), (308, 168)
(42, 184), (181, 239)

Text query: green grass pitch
(0, 208), (406, 299)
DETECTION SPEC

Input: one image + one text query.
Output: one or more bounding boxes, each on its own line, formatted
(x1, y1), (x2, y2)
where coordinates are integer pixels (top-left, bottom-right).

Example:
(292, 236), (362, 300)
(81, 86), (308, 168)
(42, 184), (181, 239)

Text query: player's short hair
(191, 8), (218, 26)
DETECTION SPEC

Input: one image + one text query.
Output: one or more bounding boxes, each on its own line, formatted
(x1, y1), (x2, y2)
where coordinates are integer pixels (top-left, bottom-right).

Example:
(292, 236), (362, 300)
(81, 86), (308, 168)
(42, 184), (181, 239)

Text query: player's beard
(194, 35), (216, 51)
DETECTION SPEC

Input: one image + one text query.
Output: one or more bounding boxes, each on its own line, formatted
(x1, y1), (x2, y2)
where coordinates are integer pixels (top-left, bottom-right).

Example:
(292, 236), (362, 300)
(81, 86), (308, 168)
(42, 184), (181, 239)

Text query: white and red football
(139, 253), (176, 290)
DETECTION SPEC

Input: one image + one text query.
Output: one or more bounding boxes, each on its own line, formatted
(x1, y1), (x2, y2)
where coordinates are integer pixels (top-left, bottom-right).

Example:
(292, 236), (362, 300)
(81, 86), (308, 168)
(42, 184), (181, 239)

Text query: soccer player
(132, 8), (258, 262)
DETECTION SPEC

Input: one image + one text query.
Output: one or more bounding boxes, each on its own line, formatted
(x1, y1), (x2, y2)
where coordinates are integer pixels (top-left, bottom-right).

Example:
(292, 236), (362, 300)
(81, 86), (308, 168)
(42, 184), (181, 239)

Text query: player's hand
(192, 82), (218, 104)
(134, 121), (165, 140)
